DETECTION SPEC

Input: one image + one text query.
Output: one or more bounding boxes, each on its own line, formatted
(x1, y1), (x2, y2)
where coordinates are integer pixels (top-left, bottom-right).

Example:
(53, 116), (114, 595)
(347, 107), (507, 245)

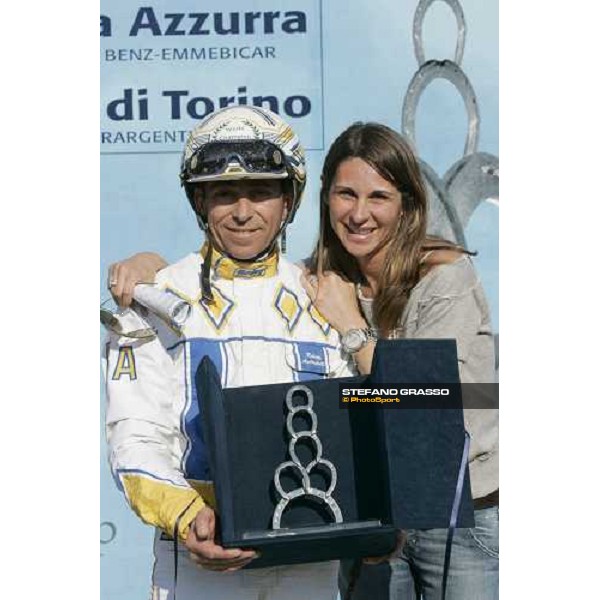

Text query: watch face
(344, 329), (367, 352)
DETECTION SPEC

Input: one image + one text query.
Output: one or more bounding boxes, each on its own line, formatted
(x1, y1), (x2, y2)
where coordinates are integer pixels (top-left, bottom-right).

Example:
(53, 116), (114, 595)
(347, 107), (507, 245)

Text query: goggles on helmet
(185, 140), (289, 183)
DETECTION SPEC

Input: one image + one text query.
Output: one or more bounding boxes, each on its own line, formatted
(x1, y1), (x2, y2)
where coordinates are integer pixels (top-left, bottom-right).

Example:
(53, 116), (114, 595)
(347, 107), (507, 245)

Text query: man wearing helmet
(104, 106), (352, 600)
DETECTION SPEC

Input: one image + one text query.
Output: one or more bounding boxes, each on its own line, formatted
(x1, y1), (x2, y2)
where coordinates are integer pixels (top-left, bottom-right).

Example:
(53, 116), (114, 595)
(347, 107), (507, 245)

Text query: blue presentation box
(196, 339), (473, 568)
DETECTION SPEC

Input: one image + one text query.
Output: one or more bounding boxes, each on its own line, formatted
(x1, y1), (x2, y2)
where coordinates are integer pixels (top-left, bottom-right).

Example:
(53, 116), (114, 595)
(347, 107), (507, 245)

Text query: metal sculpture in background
(402, 0), (499, 246)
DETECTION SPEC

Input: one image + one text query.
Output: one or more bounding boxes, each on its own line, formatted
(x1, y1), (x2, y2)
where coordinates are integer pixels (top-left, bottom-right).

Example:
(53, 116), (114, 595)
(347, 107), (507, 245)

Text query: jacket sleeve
(104, 311), (204, 540)
(410, 258), (494, 383)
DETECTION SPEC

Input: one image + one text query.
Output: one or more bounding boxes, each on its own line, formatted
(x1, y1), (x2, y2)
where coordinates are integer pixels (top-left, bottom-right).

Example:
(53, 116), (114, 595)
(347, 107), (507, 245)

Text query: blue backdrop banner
(101, 1), (325, 153)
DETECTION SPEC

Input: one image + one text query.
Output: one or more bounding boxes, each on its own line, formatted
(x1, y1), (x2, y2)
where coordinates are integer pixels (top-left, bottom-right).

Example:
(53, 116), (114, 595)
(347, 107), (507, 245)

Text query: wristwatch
(340, 328), (377, 355)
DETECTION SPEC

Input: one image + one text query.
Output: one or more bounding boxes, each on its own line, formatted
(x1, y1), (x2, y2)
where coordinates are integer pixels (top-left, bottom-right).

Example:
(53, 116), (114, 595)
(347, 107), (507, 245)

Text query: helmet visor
(186, 140), (289, 183)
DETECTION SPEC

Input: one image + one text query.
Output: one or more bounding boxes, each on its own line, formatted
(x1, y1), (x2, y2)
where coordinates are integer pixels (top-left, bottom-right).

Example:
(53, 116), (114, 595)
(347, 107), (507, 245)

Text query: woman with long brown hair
(302, 122), (498, 600)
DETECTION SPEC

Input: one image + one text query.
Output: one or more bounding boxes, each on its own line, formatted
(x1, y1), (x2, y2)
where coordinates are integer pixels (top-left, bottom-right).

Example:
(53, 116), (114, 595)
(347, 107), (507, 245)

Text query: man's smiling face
(196, 179), (290, 260)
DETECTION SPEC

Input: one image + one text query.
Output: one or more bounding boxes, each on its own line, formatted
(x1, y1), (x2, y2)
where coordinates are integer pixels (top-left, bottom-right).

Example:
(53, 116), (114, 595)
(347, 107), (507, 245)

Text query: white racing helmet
(180, 106), (307, 230)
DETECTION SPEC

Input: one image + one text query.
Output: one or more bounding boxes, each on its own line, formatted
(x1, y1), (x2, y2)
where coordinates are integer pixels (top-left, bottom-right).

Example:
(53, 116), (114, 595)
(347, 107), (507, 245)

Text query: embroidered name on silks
(295, 342), (328, 376)
(234, 266), (267, 278)
(112, 346), (137, 380)
(301, 350), (327, 369)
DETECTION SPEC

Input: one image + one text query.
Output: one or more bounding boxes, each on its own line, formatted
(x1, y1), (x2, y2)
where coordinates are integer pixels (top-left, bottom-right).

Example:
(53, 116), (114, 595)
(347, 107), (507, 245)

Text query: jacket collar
(200, 242), (279, 280)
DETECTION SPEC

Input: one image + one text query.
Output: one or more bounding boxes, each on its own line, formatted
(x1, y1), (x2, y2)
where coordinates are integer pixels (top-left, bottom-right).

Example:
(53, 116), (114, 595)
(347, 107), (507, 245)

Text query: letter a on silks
(112, 346), (137, 380)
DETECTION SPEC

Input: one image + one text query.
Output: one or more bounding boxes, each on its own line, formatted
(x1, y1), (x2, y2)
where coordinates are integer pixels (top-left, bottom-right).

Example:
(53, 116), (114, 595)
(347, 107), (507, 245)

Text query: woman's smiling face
(328, 157), (403, 261)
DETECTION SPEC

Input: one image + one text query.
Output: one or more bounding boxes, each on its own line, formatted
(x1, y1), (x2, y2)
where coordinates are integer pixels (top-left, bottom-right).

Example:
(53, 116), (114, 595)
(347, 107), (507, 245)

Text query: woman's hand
(301, 270), (367, 335)
(107, 252), (168, 308)
(185, 506), (257, 572)
(302, 270), (375, 375)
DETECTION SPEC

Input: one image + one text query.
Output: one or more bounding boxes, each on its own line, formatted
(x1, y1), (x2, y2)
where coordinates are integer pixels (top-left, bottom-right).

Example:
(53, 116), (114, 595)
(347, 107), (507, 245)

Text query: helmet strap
(195, 213), (208, 231)
(200, 240), (214, 304)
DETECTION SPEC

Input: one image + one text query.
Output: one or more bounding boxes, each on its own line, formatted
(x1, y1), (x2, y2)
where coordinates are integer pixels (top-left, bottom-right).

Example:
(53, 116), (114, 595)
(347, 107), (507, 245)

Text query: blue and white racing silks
(104, 245), (354, 545)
